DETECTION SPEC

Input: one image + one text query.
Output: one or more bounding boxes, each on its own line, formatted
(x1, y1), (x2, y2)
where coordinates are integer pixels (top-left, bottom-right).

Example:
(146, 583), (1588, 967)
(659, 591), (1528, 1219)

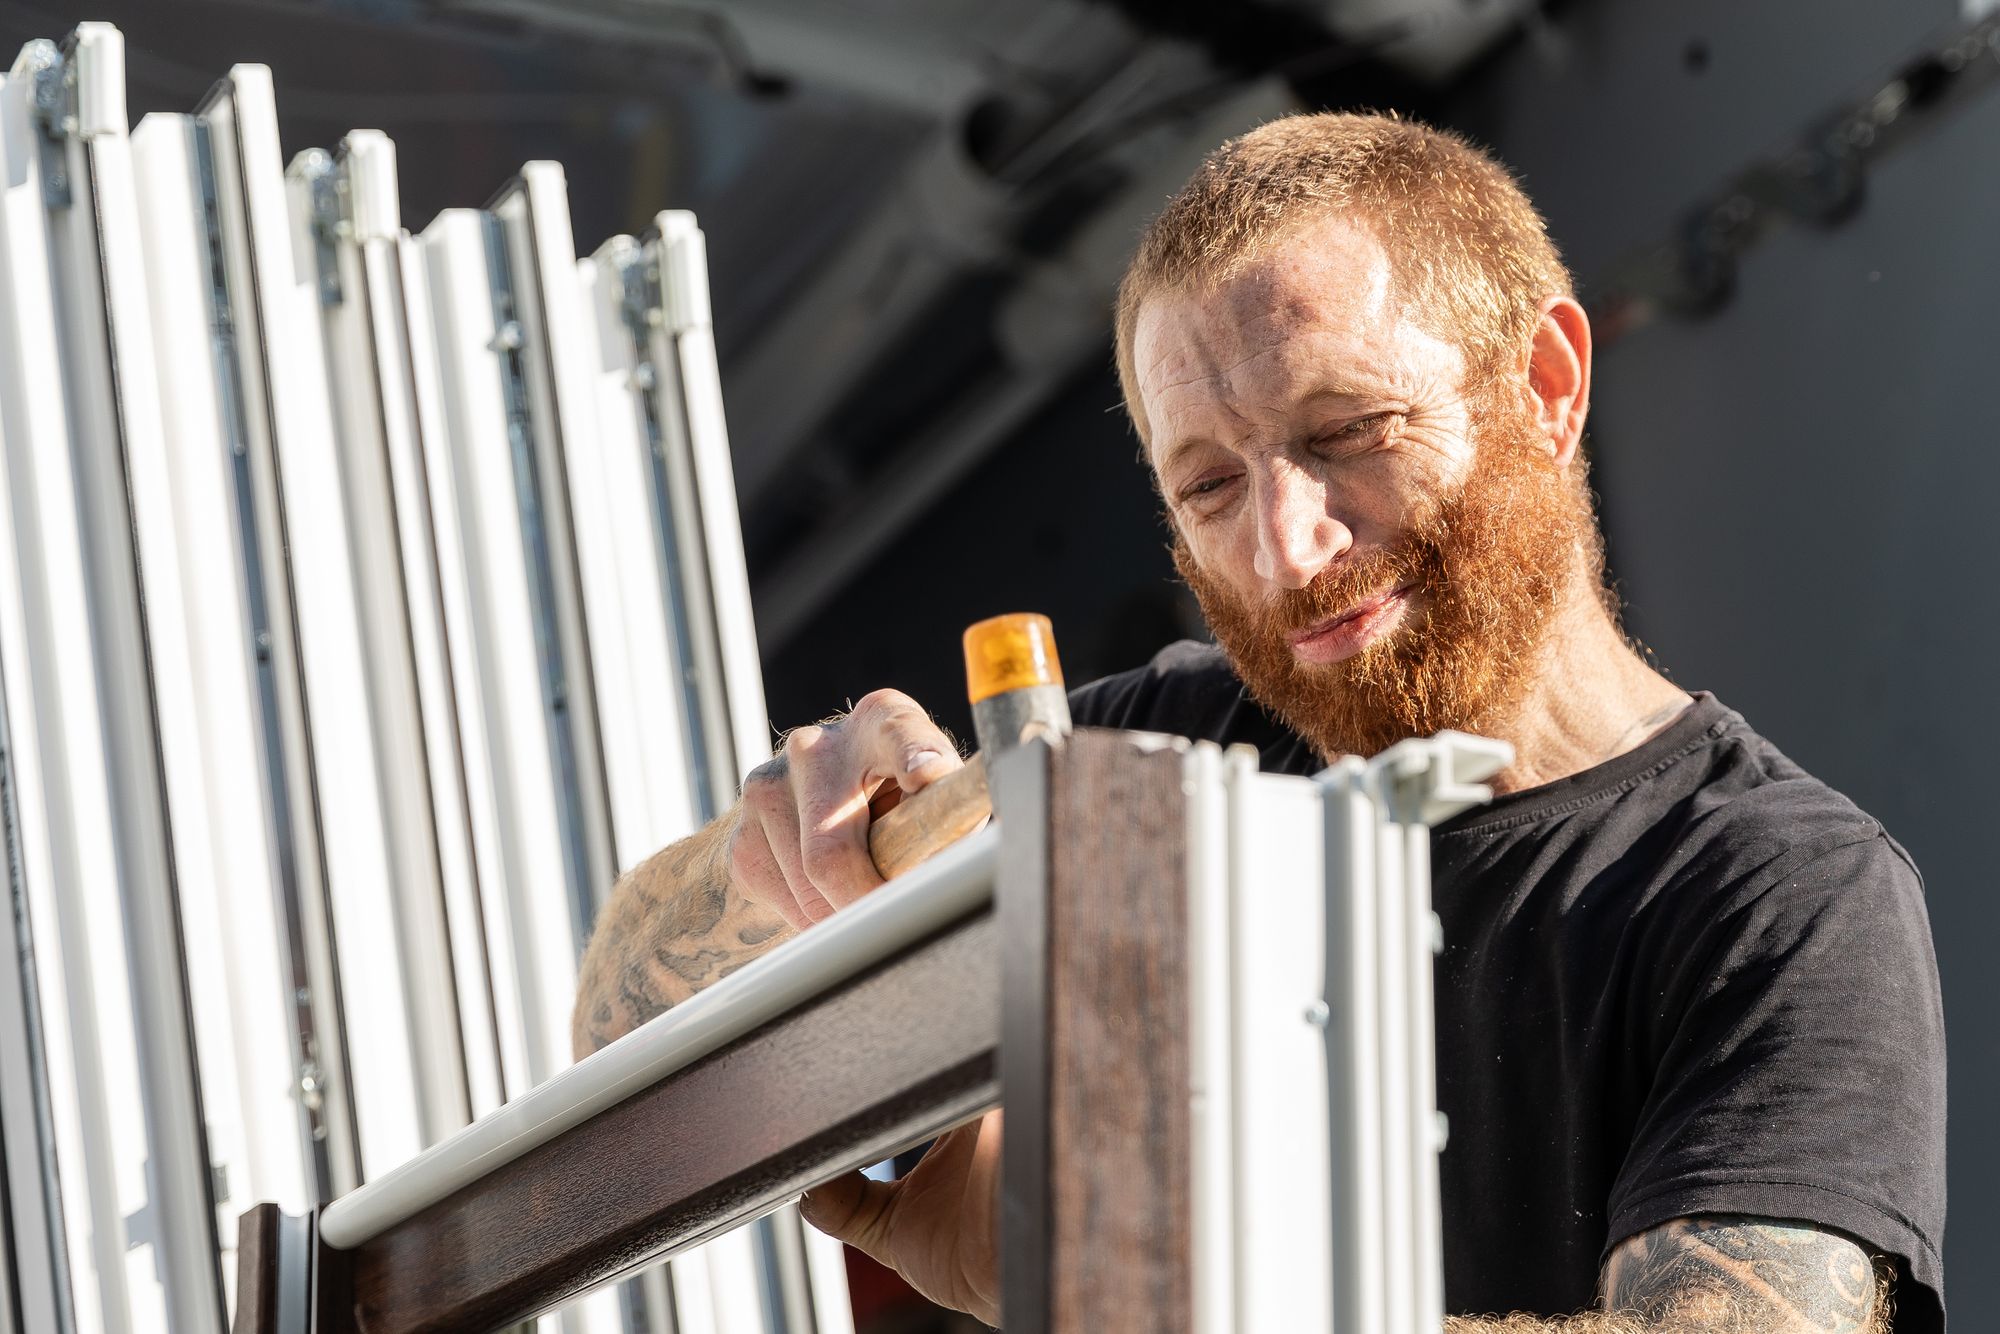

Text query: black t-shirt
(1070, 641), (1947, 1330)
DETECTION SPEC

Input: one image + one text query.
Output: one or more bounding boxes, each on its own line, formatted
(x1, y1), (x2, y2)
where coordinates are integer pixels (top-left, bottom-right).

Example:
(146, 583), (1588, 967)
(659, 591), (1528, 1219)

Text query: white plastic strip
(398, 227), (514, 1119)
(655, 213), (773, 789)
(418, 206), (580, 1094)
(576, 242), (703, 861)
(319, 823), (997, 1250)
(0, 680), (69, 1334)
(1225, 762), (1332, 1331)
(1183, 742), (1234, 1334)
(130, 108), (315, 1225)
(490, 166), (619, 920)
(288, 130), (474, 1150)
(62, 29), (235, 1331)
(197, 70), (360, 1196)
(1320, 755), (1384, 1334)
(0, 38), (159, 1334)
(215, 65), (427, 1185)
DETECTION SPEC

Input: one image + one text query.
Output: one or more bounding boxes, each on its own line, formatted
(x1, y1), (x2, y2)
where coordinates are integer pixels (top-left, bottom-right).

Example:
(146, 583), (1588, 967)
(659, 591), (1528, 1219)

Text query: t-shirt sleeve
(1604, 834), (1947, 1331)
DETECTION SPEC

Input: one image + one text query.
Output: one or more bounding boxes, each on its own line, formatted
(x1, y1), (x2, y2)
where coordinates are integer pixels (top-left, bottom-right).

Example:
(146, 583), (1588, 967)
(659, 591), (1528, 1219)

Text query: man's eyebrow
(1155, 379), (1394, 477)
(1154, 436), (1214, 483)
(1296, 378), (1392, 406)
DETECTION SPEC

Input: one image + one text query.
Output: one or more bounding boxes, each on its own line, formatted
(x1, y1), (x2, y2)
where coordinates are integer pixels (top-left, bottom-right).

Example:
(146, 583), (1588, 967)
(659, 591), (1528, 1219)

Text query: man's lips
(1287, 583), (1415, 665)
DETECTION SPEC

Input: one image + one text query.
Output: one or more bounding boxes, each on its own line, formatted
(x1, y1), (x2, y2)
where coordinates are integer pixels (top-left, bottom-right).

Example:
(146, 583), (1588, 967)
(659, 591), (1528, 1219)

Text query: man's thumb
(799, 1171), (896, 1261)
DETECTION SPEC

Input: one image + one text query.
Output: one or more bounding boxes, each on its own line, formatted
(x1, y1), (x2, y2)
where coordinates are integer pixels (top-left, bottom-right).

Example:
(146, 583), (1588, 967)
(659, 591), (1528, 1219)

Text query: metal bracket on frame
(25, 39), (74, 209)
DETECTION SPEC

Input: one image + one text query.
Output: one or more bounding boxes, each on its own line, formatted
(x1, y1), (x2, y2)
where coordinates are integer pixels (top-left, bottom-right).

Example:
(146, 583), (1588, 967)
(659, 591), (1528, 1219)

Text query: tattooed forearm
(1442, 1215), (1892, 1333)
(1600, 1216), (1889, 1333)
(571, 810), (795, 1058)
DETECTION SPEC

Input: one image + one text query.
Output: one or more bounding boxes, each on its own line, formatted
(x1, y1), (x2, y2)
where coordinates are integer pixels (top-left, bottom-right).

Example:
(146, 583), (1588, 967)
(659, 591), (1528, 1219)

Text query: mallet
(865, 613), (1070, 879)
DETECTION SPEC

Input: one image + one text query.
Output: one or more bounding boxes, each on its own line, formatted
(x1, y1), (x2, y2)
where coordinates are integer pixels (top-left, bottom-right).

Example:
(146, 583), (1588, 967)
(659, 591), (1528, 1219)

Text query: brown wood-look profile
(999, 729), (1193, 1334)
(330, 907), (1000, 1334)
(233, 1203), (280, 1334)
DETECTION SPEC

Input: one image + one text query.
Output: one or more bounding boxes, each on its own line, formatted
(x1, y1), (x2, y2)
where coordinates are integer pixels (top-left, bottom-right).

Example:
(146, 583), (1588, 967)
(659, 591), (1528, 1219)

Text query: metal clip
(25, 39), (73, 210)
(294, 148), (347, 307)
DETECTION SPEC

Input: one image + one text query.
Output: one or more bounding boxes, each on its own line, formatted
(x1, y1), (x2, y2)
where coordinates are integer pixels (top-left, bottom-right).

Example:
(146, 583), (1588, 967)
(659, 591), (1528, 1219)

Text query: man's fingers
(789, 724), (886, 911)
(766, 691), (958, 922)
(726, 818), (807, 932)
(798, 1171), (897, 1262)
(760, 807), (833, 924)
(851, 689), (961, 793)
(744, 804), (828, 928)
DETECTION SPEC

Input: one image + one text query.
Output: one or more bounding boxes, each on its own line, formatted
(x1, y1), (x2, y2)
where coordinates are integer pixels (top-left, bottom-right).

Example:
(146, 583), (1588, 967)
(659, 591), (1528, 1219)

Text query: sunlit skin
(1136, 212), (1690, 792)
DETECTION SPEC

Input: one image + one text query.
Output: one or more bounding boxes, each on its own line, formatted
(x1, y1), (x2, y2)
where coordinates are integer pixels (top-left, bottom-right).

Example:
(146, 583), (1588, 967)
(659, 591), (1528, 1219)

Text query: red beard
(1174, 398), (1598, 761)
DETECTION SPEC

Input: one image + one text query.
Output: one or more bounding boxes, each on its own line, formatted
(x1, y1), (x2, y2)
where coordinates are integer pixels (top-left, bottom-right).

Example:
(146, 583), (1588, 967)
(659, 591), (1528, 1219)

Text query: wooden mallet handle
(866, 757), (990, 880)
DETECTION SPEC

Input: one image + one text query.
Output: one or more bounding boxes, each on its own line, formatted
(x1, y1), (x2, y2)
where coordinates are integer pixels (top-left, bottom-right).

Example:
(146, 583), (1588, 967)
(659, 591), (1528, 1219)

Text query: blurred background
(14, 0), (1996, 1328)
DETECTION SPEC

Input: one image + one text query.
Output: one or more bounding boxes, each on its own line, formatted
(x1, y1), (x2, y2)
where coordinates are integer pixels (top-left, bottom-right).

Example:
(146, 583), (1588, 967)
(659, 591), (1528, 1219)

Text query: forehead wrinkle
(1137, 217), (1441, 458)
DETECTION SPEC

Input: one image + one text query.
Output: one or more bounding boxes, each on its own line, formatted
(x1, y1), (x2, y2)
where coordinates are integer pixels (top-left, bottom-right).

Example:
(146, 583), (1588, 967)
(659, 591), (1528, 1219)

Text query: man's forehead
(1134, 216), (1395, 386)
(1132, 214), (1466, 462)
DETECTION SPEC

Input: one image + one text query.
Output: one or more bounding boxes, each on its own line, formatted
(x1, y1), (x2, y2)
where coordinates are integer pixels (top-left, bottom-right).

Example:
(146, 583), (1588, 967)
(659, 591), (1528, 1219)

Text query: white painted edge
(319, 823), (998, 1249)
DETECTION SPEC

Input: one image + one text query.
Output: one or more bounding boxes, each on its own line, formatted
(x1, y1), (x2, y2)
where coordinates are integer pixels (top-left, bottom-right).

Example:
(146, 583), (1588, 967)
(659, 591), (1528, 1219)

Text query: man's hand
(731, 688), (961, 930)
(799, 1111), (1002, 1328)
(572, 689), (957, 1056)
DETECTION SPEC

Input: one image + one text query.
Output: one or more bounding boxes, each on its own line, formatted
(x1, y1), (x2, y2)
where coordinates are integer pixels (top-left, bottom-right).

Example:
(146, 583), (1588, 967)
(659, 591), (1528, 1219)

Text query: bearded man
(573, 113), (1946, 1331)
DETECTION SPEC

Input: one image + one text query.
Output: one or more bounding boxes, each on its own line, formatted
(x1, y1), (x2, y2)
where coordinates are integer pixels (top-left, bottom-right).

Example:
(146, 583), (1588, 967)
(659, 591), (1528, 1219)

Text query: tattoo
(656, 945), (736, 984)
(1440, 1216), (1893, 1332)
(569, 814), (796, 1058)
(1601, 1216), (1889, 1333)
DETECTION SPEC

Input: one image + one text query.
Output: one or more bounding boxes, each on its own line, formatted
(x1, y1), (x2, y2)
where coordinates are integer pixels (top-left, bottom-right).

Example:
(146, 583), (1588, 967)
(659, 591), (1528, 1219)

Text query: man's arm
(1441, 1215), (1890, 1333)
(571, 689), (964, 1060)
(571, 811), (794, 1058)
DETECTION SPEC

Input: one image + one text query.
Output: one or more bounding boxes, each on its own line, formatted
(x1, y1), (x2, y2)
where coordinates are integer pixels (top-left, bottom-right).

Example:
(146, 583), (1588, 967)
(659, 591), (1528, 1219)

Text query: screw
(1304, 999), (1331, 1028)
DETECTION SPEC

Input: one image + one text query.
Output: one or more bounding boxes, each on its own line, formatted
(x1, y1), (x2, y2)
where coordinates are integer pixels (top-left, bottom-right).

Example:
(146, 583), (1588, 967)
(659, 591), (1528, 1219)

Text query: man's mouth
(1286, 583), (1415, 665)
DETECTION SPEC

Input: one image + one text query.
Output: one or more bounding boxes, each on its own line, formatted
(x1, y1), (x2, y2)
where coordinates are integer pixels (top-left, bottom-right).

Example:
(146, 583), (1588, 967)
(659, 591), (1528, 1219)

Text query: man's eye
(1315, 413), (1394, 452)
(1179, 473), (1238, 505)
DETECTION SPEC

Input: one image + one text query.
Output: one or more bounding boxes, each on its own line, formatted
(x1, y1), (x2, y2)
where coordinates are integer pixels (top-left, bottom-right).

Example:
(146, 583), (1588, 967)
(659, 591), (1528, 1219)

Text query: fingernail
(904, 748), (943, 774)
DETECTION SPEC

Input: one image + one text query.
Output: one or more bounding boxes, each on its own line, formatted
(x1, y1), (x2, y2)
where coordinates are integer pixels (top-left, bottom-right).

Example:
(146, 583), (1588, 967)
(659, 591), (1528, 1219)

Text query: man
(573, 113), (1945, 1331)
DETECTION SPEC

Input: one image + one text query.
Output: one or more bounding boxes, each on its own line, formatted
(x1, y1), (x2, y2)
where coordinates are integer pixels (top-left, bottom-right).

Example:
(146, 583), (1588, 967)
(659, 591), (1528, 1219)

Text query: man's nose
(1251, 462), (1350, 588)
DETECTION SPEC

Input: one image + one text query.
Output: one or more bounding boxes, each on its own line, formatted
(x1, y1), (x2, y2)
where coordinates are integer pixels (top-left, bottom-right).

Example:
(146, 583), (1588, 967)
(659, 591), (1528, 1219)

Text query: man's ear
(1527, 295), (1592, 469)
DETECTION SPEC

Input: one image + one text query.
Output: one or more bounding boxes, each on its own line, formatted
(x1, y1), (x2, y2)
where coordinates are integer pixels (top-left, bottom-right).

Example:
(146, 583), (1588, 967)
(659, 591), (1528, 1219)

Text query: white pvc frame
(417, 205), (583, 1099)
(129, 101), (324, 1310)
(1322, 734), (1510, 1334)
(286, 130), (476, 1153)
(0, 24), (857, 1333)
(1182, 733), (1508, 1334)
(482, 152), (646, 1334)
(0, 27), (238, 1334)
(194, 64), (409, 1196)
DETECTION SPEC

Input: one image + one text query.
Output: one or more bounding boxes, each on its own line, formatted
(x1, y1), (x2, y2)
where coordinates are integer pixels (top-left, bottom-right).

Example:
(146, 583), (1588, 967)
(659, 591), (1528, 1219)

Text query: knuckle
(742, 755), (788, 796)
(853, 688), (918, 724)
(783, 723), (827, 757)
(739, 781), (782, 820)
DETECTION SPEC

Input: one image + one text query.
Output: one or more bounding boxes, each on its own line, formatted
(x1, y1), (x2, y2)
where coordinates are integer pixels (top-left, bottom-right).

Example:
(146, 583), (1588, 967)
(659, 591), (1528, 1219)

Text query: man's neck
(1486, 587), (1692, 795)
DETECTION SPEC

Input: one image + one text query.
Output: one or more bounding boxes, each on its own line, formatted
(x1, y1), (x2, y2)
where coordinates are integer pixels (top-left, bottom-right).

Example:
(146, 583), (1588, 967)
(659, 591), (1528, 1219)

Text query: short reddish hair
(1114, 112), (1573, 444)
